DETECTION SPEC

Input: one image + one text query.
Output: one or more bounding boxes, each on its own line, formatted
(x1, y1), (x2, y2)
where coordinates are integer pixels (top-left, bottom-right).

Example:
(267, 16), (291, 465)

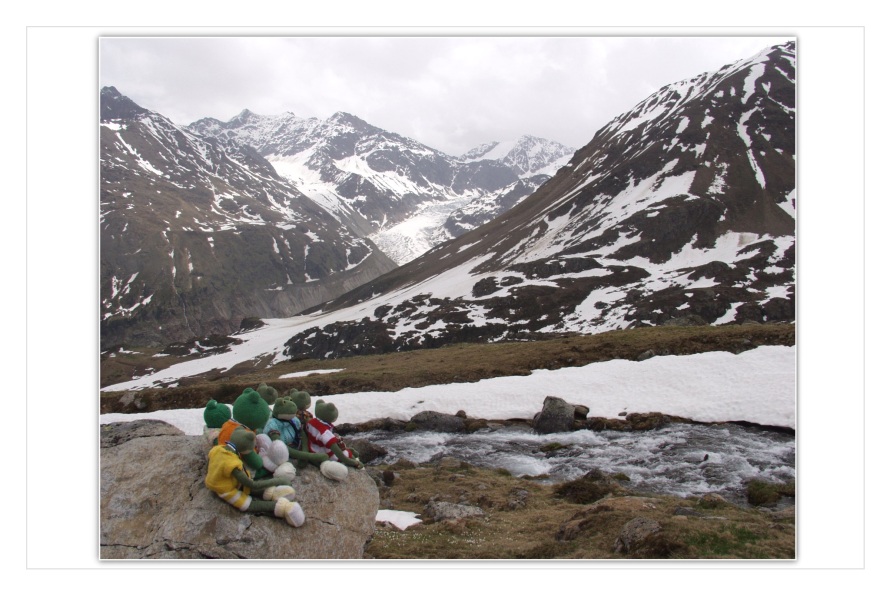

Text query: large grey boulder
(532, 396), (577, 434)
(100, 420), (379, 559)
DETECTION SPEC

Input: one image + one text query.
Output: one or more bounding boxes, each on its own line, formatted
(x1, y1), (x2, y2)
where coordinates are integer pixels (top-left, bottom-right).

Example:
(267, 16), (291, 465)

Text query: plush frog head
(232, 388), (271, 431)
(256, 383), (279, 405)
(315, 399), (339, 424)
(228, 425), (257, 454)
(203, 399), (231, 429)
(272, 397), (298, 421)
(288, 389), (312, 412)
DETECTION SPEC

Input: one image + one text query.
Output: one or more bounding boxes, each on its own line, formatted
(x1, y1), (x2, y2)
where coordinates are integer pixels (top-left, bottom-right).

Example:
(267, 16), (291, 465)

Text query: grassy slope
(101, 322), (794, 415)
(365, 461), (795, 560)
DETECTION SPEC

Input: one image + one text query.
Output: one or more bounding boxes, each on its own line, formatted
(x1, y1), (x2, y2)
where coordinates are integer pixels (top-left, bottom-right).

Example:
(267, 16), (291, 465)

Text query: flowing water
(360, 422), (795, 508)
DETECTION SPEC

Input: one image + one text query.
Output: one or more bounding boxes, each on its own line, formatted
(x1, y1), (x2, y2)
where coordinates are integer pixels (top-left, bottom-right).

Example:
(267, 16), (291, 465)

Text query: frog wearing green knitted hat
(204, 426), (305, 528)
(202, 399), (231, 445)
(218, 388), (293, 478)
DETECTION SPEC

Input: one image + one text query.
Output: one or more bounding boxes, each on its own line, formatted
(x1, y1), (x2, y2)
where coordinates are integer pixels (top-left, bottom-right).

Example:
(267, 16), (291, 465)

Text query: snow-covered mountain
(100, 87), (396, 348)
(101, 41), (796, 385)
(458, 135), (575, 178)
(277, 41), (796, 359)
(188, 113), (574, 264)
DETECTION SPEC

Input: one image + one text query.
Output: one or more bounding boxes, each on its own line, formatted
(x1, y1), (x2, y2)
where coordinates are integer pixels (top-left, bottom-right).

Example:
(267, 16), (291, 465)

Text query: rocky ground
(363, 455), (795, 560)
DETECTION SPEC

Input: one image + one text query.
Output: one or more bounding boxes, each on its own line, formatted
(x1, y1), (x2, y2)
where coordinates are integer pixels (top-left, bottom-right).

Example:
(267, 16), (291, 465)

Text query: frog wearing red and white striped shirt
(304, 399), (364, 470)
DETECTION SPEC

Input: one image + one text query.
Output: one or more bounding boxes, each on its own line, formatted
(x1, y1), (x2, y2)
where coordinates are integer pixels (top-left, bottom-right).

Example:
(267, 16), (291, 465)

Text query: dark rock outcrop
(100, 420), (379, 559)
(532, 396), (579, 434)
(409, 410), (467, 433)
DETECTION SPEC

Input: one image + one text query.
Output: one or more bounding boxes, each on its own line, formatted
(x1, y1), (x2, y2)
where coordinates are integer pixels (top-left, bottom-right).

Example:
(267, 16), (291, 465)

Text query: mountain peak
(328, 111), (369, 128)
(230, 108), (261, 125)
(100, 86), (150, 122)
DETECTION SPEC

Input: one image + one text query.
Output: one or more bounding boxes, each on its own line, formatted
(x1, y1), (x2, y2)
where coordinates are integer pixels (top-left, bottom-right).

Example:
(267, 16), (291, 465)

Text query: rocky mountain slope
(100, 87), (397, 349)
(278, 41), (796, 359)
(188, 113), (574, 264)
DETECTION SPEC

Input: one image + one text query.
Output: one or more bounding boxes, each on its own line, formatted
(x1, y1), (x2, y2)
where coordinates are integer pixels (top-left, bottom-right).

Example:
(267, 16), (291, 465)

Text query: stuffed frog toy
(304, 399), (364, 477)
(204, 426), (305, 528)
(256, 383), (279, 405)
(216, 388), (273, 475)
(262, 397), (329, 469)
(202, 399), (231, 445)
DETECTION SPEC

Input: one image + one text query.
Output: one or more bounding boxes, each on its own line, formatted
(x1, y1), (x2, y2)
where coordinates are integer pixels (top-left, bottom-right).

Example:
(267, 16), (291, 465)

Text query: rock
(573, 405), (590, 420)
(337, 417), (407, 435)
(423, 501), (487, 522)
(409, 410), (466, 433)
(506, 488), (529, 510)
(389, 458), (418, 470)
(586, 412), (678, 432)
(435, 456), (465, 470)
(553, 470), (621, 504)
(637, 349), (656, 361)
(532, 396), (576, 434)
(614, 517), (662, 554)
(347, 438), (388, 464)
(674, 506), (704, 517)
(699, 493), (730, 509)
(100, 421), (379, 559)
(100, 419), (183, 448)
(464, 418), (490, 432)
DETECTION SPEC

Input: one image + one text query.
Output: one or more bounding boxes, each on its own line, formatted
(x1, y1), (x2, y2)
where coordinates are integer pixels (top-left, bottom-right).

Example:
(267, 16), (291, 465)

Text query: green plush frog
(204, 426), (305, 528)
(262, 397), (329, 468)
(256, 383), (279, 405)
(216, 388), (272, 474)
(304, 399), (364, 471)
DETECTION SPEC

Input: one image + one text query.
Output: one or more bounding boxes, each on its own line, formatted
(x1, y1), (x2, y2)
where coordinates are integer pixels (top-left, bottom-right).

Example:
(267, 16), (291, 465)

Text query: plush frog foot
(320, 460), (349, 482)
(274, 498), (305, 528)
(262, 485), (296, 501)
(273, 462), (297, 480)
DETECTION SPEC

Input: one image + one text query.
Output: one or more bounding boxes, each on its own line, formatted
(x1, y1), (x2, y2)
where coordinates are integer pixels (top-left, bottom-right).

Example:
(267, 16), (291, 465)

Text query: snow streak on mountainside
(100, 88), (396, 348)
(189, 115), (575, 265)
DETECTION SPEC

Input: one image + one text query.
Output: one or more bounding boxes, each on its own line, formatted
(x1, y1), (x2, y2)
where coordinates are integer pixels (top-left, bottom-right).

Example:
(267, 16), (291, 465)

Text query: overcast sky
(99, 36), (791, 156)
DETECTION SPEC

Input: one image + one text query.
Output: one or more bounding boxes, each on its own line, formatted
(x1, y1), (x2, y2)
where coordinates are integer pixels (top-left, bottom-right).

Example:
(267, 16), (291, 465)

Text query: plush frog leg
(232, 469), (291, 513)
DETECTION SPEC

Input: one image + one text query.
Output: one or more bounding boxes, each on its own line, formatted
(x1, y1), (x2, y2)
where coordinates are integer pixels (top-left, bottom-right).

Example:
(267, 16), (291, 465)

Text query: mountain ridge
(189, 111), (576, 264)
(100, 88), (397, 348)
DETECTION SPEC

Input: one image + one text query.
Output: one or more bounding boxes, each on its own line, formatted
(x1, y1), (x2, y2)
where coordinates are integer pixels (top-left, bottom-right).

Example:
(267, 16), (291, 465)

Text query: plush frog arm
(232, 468), (291, 492)
(330, 443), (363, 469)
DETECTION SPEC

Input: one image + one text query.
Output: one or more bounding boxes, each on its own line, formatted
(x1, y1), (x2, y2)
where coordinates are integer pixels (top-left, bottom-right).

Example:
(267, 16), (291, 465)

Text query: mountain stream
(360, 422), (795, 508)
